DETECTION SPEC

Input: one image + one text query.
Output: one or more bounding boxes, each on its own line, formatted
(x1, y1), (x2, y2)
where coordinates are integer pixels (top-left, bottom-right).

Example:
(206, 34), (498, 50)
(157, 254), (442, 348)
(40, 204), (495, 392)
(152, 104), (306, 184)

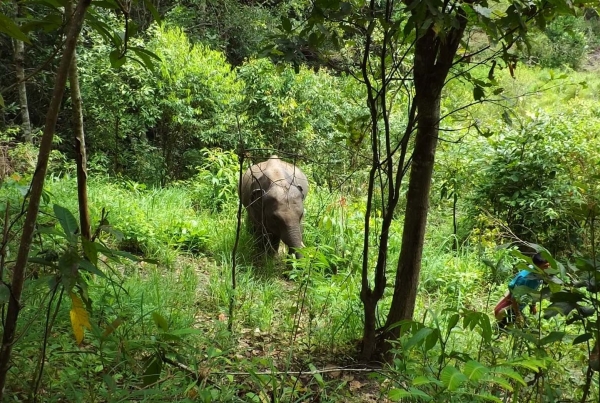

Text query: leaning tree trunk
(380, 14), (467, 356)
(14, 0), (32, 143)
(0, 0), (92, 397)
(66, 0), (91, 240)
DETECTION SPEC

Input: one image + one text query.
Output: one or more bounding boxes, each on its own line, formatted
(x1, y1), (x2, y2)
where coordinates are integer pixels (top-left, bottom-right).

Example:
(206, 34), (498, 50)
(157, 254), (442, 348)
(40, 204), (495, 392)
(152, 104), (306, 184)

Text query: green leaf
(464, 360), (490, 381)
(447, 313), (460, 335)
(502, 110), (512, 126)
(543, 301), (578, 319)
(478, 314), (493, 342)
(550, 291), (584, 303)
(412, 375), (443, 387)
(102, 373), (117, 392)
(473, 85), (485, 101)
(481, 373), (513, 392)
(130, 46), (161, 70)
(440, 365), (467, 391)
(309, 363), (325, 387)
(152, 312), (169, 331)
(142, 354), (162, 387)
(109, 49), (126, 69)
(388, 387), (432, 401)
(573, 333), (593, 345)
(27, 257), (57, 267)
(78, 258), (107, 279)
(167, 328), (203, 336)
(404, 327), (433, 350)
(35, 226), (66, 237)
(82, 238), (98, 266)
(508, 358), (546, 372)
(425, 329), (439, 351)
(539, 331), (565, 346)
(0, 13), (31, 44)
(53, 204), (78, 243)
(281, 16), (292, 32)
(143, 0), (162, 25)
(492, 366), (526, 387)
(0, 94), (4, 108)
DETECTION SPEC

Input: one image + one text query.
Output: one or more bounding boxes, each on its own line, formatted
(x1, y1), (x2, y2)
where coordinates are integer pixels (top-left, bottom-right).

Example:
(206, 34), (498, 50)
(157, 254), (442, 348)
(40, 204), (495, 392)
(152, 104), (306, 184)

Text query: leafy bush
(78, 24), (243, 184)
(466, 111), (600, 255)
(527, 16), (591, 69)
(186, 148), (240, 213)
(237, 59), (364, 189)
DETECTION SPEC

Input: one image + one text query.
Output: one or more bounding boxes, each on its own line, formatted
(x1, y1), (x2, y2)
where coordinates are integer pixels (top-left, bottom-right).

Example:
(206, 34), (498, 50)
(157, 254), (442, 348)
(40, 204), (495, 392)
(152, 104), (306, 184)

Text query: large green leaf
(440, 365), (467, 391)
(404, 327), (434, 350)
(573, 333), (593, 345)
(53, 204), (79, 243)
(152, 312), (169, 331)
(464, 360), (490, 381)
(505, 358), (546, 372)
(142, 354), (162, 387)
(0, 13), (31, 43)
(388, 387), (432, 401)
(482, 373), (514, 392)
(492, 366), (526, 387)
(539, 331), (565, 346)
(78, 258), (107, 279)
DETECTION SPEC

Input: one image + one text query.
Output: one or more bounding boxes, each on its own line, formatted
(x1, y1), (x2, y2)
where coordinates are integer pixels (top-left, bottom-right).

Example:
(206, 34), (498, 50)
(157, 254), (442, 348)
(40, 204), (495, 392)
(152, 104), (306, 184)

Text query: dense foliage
(0, 0), (600, 401)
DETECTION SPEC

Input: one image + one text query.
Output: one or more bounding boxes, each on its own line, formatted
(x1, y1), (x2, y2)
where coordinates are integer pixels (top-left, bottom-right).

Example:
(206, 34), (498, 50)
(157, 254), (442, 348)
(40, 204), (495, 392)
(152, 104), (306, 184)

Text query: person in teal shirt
(494, 253), (550, 329)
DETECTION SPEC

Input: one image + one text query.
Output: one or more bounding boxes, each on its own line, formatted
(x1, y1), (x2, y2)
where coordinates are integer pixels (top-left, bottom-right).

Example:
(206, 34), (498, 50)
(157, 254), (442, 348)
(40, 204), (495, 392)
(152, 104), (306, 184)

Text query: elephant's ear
(251, 188), (265, 204)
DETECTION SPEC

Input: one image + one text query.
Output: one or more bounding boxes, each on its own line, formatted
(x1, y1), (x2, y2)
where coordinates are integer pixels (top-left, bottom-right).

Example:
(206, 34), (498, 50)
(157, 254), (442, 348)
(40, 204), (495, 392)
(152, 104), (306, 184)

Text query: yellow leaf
(70, 292), (91, 344)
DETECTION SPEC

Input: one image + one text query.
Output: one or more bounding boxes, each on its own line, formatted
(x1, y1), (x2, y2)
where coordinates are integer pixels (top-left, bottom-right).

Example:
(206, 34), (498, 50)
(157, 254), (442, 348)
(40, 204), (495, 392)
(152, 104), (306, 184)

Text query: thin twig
(211, 367), (379, 376)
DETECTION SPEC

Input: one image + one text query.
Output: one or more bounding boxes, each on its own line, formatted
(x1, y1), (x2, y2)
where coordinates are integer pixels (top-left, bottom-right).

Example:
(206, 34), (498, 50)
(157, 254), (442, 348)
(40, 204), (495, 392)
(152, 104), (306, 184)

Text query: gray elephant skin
(239, 156), (309, 258)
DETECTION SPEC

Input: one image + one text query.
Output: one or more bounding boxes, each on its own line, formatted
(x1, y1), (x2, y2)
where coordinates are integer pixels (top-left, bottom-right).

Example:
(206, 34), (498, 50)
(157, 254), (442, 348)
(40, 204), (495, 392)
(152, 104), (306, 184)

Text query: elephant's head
(255, 183), (306, 259)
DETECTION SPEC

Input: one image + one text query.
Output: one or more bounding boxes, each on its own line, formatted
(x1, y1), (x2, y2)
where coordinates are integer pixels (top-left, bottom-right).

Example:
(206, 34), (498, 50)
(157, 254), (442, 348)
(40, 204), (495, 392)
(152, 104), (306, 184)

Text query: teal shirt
(509, 269), (542, 310)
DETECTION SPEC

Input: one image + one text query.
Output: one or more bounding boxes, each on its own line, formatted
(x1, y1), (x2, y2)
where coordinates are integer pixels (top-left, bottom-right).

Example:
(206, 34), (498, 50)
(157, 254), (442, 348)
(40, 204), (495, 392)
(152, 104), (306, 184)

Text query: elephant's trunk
(281, 226), (304, 259)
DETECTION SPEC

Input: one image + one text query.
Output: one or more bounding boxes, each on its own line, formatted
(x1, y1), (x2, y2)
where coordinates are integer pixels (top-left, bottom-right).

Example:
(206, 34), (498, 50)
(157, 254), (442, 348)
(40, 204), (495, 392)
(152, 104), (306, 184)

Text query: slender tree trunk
(384, 85), (441, 329)
(66, 0), (91, 240)
(380, 14), (467, 356)
(14, 1), (32, 142)
(0, 0), (92, 397)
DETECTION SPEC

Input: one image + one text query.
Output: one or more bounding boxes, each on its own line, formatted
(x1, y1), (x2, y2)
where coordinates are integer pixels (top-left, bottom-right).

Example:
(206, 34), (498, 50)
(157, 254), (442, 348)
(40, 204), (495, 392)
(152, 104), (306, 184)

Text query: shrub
(467, 112), (585, 254)
(527, 16), (590, 69)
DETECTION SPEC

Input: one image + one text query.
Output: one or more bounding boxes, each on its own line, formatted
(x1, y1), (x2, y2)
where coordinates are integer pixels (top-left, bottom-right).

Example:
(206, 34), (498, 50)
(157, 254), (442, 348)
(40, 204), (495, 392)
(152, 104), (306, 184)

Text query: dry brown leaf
(349, 380), (363, 392)
(324, 364), (341, 379)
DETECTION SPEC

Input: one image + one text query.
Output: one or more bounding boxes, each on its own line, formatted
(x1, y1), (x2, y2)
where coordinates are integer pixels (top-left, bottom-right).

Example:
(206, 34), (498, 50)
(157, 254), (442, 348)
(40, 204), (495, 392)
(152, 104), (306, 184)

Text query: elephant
(239, 156), (309, 259)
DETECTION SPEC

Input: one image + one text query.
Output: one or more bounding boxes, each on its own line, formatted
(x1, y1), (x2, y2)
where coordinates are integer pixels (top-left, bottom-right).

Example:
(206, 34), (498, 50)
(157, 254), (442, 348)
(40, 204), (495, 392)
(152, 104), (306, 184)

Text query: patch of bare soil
(582, 47), (600, 72)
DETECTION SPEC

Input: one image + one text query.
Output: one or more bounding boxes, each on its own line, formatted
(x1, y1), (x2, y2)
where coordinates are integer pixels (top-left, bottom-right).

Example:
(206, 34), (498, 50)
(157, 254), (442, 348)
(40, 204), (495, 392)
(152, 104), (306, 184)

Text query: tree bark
(66, 0), (92, 240)
(381, 13), (467, 355)
(14, 1), (32, 143)
(0, 0), (92, 397)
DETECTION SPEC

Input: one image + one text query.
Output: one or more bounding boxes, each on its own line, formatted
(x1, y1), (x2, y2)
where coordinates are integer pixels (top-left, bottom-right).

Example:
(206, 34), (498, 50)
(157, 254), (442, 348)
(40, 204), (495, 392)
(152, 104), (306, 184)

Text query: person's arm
(510, 295), (525, 326)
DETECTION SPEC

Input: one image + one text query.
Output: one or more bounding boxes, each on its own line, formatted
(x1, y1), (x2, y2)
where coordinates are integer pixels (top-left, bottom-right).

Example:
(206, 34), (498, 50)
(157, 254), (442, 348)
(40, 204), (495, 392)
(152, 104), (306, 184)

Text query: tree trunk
(384, 86), (441, 330)
(380, 14), (467, 356)
(14, 1), (32, 142)
(66, 0), (91, 240)
(0, 0), (92, 397)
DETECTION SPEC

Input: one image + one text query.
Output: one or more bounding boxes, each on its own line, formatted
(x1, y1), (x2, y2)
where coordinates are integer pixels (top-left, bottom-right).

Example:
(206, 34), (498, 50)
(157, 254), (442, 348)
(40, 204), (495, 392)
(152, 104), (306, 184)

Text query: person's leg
(494, 293), (513, 322)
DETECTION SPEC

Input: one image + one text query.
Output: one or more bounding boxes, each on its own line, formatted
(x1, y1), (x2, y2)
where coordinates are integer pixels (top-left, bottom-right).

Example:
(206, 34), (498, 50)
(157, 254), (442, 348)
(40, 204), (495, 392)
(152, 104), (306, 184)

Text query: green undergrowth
(3, 143), (599, 401)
